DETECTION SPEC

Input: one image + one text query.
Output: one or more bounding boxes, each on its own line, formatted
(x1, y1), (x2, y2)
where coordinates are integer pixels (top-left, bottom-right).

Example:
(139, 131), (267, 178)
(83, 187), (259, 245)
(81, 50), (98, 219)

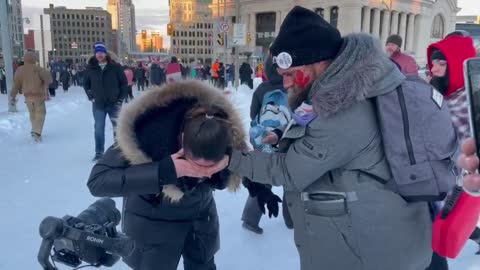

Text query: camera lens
(77, 198), (121, 226)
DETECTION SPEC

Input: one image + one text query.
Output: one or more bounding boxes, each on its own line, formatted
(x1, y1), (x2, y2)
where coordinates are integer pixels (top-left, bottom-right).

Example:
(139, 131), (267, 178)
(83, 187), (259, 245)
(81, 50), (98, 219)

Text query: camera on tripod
(38, 198), (135, 270)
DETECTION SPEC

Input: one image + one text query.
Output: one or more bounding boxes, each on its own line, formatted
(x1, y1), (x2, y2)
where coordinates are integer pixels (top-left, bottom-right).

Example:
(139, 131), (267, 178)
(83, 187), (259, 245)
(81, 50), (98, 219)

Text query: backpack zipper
(396, 86), (416, 165)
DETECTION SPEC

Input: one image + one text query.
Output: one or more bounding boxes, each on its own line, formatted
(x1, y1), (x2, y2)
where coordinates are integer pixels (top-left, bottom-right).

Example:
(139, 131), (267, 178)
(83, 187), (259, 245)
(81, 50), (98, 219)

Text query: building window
(315, 8), (324, 18)
(431, 14), (445, 39)
(256, 12), (276, 49)
(330, 7), (339, 28)
(62, 14), (65, 19)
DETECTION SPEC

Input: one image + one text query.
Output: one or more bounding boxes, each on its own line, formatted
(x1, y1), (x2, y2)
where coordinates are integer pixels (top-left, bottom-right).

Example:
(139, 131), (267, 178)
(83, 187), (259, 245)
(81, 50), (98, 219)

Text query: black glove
(256, 186), (282, 218)
(204, 170), (231, 190)
(242, 178), (265, 197)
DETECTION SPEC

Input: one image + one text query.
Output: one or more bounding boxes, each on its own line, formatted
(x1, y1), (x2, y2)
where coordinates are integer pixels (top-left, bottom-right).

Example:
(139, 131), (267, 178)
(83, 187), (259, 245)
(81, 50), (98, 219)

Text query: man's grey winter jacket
(229, 33), (432, 270)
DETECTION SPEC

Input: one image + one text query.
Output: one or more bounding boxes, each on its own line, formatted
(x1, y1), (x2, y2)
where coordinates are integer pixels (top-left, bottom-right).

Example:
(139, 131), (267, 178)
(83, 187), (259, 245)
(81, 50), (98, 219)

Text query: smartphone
(464, 58), (480, 156)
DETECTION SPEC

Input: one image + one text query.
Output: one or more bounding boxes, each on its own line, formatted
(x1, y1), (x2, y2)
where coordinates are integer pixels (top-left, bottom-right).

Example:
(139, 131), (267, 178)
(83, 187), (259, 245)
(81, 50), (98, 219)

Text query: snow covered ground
(0, 84), (479, 270)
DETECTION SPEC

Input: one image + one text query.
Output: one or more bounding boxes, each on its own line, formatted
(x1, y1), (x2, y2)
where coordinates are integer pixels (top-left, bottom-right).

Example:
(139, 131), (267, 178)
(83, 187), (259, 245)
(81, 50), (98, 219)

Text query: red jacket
(427, 36), (477, 97)
(390, 51), (418, 76)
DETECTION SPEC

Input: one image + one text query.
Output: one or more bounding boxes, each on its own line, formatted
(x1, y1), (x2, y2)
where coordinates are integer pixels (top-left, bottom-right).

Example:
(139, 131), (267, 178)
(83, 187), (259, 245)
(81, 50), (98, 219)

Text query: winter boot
(242, 221), (263, 234)
(92, 153), (103, 162)
(31, 132), (42, 143)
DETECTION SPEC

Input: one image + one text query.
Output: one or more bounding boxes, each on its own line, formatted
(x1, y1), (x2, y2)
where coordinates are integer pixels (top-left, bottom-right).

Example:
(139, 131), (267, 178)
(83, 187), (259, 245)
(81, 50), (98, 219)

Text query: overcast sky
(20, 0), (480, 48)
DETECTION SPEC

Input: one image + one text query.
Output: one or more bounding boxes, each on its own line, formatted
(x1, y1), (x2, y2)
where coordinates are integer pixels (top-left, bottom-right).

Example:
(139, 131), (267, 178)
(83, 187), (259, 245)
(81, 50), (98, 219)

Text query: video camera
(38, 198), (135, 269)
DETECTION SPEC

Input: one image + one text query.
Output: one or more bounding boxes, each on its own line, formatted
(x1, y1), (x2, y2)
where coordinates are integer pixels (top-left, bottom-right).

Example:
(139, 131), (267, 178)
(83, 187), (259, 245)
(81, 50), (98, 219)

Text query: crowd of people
(4, 5), (480, 270)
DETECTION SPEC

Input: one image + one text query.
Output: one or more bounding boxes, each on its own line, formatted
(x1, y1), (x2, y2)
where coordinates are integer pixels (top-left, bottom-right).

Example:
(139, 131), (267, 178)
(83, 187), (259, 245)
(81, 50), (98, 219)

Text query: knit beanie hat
(431, 50), (446, 61)
(386, 34), (403, 47)
(94, 42), (107, 54)
(270, 6), (342, 69)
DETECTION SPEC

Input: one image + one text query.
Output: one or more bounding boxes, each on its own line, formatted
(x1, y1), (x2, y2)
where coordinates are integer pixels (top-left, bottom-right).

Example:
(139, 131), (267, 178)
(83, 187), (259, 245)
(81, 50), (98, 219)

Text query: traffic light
(217, 33), (224, 46)
(167, 24), (174, 36)
(247, 32), (251, 43)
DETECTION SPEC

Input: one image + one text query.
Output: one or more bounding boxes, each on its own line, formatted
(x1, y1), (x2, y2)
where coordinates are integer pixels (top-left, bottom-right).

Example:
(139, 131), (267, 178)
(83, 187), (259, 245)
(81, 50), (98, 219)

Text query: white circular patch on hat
(274, 52), (293, 69)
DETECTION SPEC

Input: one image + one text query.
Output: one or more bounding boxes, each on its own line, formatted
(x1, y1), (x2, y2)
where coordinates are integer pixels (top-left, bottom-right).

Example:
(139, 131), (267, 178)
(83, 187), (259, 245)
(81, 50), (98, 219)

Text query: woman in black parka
(87, 80), (247, 270)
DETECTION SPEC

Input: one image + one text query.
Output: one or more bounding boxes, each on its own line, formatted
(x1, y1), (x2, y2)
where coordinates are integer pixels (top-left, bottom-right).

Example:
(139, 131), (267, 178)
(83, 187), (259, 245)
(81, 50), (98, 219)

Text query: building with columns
(208, 0), (459, 66)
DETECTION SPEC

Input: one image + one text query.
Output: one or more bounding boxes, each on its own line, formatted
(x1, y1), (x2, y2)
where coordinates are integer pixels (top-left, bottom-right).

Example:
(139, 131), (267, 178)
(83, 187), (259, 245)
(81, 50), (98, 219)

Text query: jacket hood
(23, 52), (37, 64)
(427, 36), (477, 97)
(310, 33), (405, 117)
(87, 55), (114, 68)
(116, 80), (248, 202)
(264, 55), (282, 85)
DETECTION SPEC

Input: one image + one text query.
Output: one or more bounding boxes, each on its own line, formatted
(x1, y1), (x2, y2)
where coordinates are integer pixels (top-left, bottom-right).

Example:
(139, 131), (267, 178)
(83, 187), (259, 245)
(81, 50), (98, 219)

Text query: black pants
(471, 227), (480, 241)
(62, 81), (69, 91)
(425, 252), (448, 270)
(0, 79), (6, 94)
(48, 87), (56, 97)
(241, 79), (253, 89)
(125, 86), (134, 102)
(137, 79), (145, 91)
(72, 75), (79, 86)
(124, 233), (217, 270)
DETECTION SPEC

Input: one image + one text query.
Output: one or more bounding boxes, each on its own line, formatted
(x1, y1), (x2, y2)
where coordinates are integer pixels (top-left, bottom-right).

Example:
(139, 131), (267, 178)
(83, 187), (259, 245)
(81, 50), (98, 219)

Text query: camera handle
(38, 217), (64, 270)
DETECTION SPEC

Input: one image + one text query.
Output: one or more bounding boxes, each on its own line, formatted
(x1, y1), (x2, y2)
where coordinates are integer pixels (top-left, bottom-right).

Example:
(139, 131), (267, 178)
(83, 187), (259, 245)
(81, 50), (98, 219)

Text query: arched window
(330, 7), (339, 28)
(431, 14), (445, 39)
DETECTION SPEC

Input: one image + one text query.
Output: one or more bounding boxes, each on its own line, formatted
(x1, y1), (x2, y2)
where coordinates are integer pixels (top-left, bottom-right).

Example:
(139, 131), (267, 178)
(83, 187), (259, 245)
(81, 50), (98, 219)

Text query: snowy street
(0, 85), (479, 269)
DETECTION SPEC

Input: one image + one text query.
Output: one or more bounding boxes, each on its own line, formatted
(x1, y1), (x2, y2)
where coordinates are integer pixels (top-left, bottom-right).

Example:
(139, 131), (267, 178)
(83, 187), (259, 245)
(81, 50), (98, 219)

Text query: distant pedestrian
(240, 62), (253, 89)
(0, 66), (6, 94)
(83, 42), (128, 161)
(385, 34), (418, 76)
(166, 56), (182, 83)
(217, 62), (225, 89)
(60, 68), (70, 92)
(134, 63), (146, 91)
(9, 52), (52, 142)
(123, 66), (134, 102)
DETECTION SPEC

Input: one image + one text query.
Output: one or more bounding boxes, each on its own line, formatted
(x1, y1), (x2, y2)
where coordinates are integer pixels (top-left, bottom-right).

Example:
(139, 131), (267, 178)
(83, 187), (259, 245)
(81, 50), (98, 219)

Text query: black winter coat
(134, 67), (145, 81)
(83, 57), (128, 108)
(87, 81), (246, 257)
(239, 63), (253, 82)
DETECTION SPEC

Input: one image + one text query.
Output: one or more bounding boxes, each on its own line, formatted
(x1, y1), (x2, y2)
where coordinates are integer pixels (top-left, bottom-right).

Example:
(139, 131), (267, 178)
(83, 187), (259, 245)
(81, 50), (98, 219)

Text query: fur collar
(116, 80), (248, 202)
(310, 33), (406, 117)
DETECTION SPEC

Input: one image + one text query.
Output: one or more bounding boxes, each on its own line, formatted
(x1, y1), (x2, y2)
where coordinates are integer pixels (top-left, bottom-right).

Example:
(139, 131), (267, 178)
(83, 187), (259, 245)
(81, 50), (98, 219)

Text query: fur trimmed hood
(310, 33), (406, 117)
(116, 80), (247, 202)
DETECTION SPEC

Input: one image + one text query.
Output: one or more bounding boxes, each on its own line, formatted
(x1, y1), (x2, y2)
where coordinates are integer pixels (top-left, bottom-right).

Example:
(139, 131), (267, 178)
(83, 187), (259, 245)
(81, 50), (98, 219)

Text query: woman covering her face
(87, 80), (247, 270)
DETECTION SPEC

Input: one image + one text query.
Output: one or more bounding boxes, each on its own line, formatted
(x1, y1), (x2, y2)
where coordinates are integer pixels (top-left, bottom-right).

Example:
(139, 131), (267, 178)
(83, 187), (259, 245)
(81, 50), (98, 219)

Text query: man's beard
(288, 84), (310, 110)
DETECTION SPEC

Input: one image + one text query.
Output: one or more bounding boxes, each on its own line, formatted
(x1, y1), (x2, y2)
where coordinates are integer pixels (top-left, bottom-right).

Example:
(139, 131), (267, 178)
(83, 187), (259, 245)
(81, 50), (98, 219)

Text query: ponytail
(182, 105), (233, 162)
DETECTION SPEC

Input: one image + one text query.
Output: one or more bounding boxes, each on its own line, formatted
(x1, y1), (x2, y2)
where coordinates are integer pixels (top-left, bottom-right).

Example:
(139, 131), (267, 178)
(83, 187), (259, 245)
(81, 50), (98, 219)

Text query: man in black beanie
(385, 34), (418, 75)
(227, 6), (432, 270)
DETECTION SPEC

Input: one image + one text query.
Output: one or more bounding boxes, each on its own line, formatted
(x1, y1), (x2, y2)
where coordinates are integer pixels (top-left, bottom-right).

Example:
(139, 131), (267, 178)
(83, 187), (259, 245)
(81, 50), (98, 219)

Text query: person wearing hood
(83, 42), (128, 161)
(241, 54), (293, 234)
(240, 62), (254, 89)
(427, 34), (477, 142)
(87, 80), (247, 270)
(426, 34), (480, 269)
(227, 6), (432, 270)
(10, 52), (52, 142)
